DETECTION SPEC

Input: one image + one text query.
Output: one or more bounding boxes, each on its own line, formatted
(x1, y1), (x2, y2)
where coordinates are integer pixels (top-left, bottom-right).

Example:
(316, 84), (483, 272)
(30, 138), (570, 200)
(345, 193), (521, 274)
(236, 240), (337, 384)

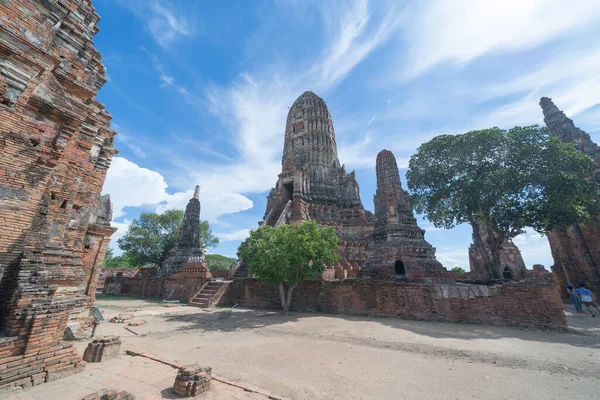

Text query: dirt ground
(87, 296), (600, 400)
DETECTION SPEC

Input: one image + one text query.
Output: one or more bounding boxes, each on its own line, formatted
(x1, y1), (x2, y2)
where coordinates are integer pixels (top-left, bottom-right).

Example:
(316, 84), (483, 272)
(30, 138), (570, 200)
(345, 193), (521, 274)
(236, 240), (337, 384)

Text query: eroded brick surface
(362, 150), (445, 280)
(540, 97), (600, 298)
(260, 91), (374, 279)
(0, 0), (117, 391)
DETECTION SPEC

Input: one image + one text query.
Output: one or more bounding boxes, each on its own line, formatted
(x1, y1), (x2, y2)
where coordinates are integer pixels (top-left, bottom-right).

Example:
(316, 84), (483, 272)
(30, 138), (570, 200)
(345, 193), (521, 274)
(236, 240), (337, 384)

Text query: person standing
(567, 283), (583, 313)
(574, 283), (600, 317)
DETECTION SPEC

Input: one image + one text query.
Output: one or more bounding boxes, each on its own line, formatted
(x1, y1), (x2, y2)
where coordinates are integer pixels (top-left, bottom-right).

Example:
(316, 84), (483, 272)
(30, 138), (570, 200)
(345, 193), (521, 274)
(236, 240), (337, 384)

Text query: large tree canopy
(239, 221), (339, 313)
(116, 209), (219, 268)
(407, 125), (600, 277)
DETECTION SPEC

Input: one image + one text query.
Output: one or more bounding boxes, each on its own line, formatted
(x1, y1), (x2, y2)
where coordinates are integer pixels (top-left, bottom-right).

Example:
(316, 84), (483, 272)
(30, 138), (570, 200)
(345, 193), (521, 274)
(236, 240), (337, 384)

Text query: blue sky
(97, 0), (600, 269)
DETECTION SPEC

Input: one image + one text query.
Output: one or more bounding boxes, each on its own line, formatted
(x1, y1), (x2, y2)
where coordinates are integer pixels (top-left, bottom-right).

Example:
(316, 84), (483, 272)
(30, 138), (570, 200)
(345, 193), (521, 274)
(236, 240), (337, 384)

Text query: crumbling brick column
(172, 364), (212, 397)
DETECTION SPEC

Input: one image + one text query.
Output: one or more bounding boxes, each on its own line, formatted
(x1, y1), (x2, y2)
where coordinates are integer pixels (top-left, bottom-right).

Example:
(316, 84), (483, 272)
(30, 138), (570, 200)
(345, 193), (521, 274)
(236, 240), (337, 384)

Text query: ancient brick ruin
(468, 219), (527, 281)
(362, 150), (445, 280)
(0, 0), (117, 390)
(260, 92), (447, 280)
(261, 91), (374, 279)
(83, 336), (121, 363)
(157, 186), (206, 277)
(540, 97), (600, 297)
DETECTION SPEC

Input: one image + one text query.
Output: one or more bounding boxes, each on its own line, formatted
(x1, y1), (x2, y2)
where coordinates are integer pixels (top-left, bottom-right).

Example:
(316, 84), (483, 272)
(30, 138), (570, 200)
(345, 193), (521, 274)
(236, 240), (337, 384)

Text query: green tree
(407, 125), (600, 279)
(205, 254), (236, 271)
(199, 220), (219, 249)
(103, 248), (137, 269)
(451, 267), (466, 274)
(117, 210), (219, 267)
(239, 221), (339, 313)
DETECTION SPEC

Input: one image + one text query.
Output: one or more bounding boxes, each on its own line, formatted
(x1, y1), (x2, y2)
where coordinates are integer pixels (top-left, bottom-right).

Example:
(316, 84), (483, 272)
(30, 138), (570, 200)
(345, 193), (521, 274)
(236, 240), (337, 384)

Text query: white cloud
(108, 219), (131, 254)
(402, 0), (600, 79)
(436, 248), (469, 270)
(121, 0), (196, 48)
(316, 0), (403, 87)
(215, 229), (251, 242)
(474, 46), (600, 129)
(103, 157), (170, 219)
(146, 0), (195, 48)
(156, 188), (254, 223)
(102, 157), (253, 223)
(512, 231), (553, 269)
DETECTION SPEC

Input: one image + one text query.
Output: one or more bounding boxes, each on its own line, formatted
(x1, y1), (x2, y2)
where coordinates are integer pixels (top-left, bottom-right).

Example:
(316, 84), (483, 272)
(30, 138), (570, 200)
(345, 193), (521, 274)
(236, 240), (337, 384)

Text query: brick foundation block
(172, 364), (212, 397)
(83, 337), (121, 362)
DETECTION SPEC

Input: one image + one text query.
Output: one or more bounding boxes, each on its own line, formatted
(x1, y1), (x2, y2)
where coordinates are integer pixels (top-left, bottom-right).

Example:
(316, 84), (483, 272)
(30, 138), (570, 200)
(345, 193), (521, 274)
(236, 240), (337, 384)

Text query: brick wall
(219, 278), (567, 328)
(0, 0), (117, 391)
(103, 273), (209, 302)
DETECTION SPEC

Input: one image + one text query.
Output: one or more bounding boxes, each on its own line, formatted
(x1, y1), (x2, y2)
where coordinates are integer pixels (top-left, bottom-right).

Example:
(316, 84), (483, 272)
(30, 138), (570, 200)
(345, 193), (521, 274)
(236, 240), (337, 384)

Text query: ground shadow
(159, 388), (180, 399)
(162, 307), (302, 333)
(161, 304), (600, 350)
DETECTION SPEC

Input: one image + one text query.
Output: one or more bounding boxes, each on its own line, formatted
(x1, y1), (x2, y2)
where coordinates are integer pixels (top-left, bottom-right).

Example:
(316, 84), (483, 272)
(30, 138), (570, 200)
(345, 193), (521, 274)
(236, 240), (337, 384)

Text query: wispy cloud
(400, 0), (600, 79)
(121, 0), (196, 48)
(103, 157), (253, 223)
(215, 229), (251, 242)
(315, 0), (403, 88)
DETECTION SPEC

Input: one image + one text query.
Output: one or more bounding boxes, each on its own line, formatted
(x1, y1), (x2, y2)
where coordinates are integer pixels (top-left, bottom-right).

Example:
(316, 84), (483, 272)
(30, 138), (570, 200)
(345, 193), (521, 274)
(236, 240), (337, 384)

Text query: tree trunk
(483, 221), (504, 280)
(283, 286), (295, 314)
(469, 214), (503, 280)
(278, 283), (286, 310)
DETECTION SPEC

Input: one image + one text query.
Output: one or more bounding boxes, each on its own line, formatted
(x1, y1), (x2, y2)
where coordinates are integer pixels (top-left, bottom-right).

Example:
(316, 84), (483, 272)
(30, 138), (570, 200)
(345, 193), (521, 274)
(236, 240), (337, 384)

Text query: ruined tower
(362, 150), (444, 280)
(158, 186), (205, 276)
(540, 97), (600, 296)
(0, 0), (117, 388)
(261, 91), (373, 279)
(468, 220), (527, 281)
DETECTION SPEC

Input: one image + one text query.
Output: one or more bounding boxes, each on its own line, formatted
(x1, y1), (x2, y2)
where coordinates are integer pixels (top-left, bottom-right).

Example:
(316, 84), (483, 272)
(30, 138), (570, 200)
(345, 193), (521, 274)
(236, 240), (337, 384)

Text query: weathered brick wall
(220, 279), (567, 328)
(103, 273), (209, 302)
(549, 225), (600, 298)
(0, 0), (117, 391)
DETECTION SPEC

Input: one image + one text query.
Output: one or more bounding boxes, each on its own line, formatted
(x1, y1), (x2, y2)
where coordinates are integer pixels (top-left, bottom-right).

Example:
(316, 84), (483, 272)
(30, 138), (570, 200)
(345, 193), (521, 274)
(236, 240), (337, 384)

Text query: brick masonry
(540, 97), (600, 299)
(0, 0), (117, 391)
(83, 337), (121, 363)
(103, 271), (210, 303)
(219, 278), (567, 329)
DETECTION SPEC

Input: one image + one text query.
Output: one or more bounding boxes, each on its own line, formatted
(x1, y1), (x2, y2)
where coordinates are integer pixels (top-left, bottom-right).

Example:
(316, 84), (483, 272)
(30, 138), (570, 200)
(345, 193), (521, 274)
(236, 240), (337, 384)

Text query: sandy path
(89, 298), (600, 400)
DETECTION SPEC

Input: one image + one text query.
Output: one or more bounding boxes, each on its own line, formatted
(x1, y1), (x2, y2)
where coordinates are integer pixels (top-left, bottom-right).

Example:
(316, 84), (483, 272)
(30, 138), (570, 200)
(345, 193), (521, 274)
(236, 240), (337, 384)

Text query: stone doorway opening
(395, 260), (406, 279)
(503, 266), (513, 279)
(283, 182), (293, 203)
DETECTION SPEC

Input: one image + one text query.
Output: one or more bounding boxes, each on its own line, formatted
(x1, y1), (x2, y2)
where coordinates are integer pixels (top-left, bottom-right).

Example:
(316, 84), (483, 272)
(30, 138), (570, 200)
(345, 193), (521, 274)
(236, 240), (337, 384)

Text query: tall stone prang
(0, 0), (117, 389)
(261, 91), (374, 279)
(158, 186), (205, 276)
(540, 97), (600, 297)
(540, 97), (600, 183)
(362, 150), (445, 280)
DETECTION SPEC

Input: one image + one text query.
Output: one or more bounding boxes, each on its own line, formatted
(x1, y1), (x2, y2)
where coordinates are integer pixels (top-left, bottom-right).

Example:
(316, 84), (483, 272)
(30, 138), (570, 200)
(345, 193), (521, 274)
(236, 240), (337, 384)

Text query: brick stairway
(231, 261), (249, 279)
(188, 281), (230, 308)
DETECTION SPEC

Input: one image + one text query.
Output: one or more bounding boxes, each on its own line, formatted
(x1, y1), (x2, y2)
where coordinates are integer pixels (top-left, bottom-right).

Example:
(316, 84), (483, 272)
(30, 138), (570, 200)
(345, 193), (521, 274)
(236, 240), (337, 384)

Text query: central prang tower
(261, 91), (373, 279)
